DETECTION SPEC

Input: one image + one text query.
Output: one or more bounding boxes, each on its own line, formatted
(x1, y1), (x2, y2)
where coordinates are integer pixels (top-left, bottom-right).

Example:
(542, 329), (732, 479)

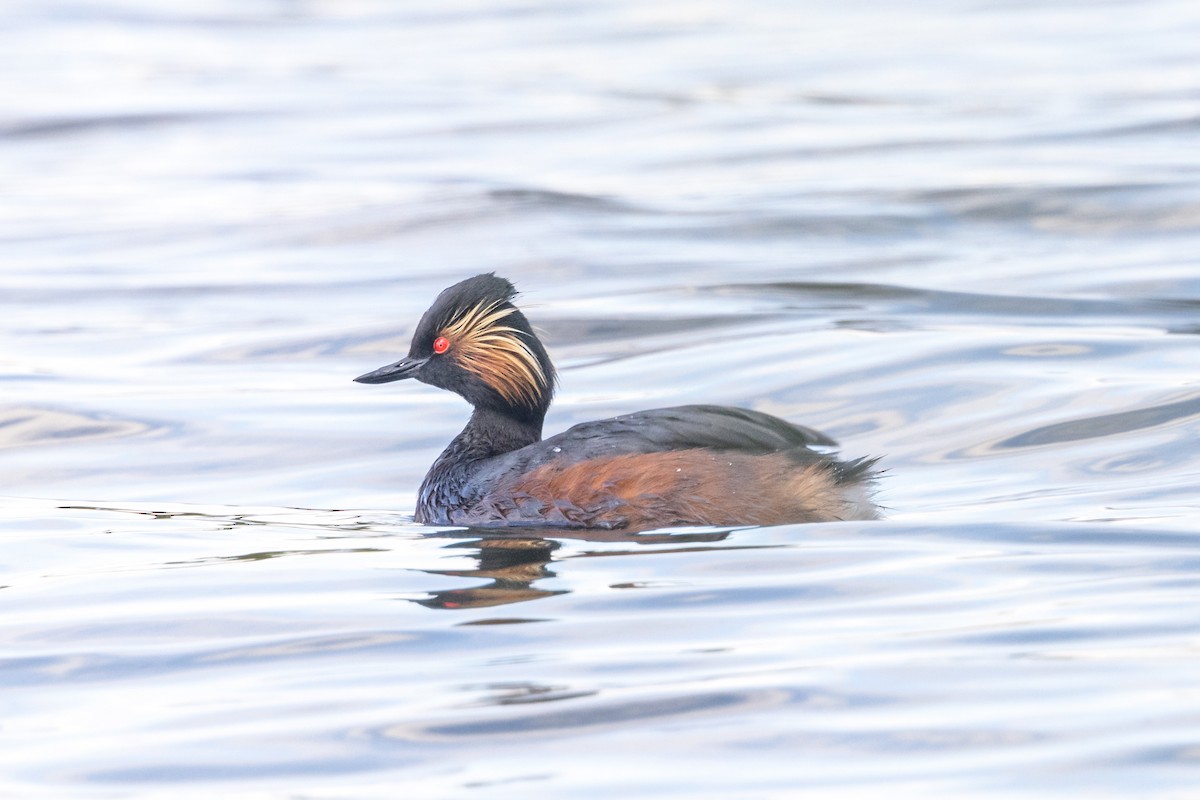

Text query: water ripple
(0, 406), (164, 450)
(997, 394), (1200, 449)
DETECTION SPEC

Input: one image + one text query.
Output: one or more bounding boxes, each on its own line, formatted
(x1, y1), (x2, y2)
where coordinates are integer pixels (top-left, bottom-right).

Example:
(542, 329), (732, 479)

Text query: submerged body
(356, 275), (878, 530)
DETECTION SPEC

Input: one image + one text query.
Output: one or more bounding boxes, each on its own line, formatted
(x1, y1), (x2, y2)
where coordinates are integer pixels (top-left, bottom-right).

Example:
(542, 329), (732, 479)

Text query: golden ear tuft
(440, 300), (547, 407)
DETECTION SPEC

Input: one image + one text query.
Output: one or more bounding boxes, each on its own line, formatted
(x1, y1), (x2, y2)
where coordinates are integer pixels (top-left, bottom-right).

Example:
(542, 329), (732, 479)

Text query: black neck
(451, 406), (544, 460)
(417, 407), (543, 524)
(429, 406), (544, 478)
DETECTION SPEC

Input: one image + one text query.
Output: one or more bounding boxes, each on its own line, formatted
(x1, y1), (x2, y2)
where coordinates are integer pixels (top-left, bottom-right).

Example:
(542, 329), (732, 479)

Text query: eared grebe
(355, 274), (878, 530)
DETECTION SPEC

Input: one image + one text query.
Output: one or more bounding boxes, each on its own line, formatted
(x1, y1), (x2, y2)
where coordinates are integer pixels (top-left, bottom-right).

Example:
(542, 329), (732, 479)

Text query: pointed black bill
(353, 356), (427, 384)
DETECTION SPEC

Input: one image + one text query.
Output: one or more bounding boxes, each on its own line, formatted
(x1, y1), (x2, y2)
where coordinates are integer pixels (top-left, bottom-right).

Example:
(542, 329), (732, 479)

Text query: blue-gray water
(3, 0), (1199, 796)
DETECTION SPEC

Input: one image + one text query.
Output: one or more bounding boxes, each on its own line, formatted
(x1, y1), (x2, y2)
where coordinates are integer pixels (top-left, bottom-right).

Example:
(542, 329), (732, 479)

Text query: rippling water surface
(3, 0), (1199, 796)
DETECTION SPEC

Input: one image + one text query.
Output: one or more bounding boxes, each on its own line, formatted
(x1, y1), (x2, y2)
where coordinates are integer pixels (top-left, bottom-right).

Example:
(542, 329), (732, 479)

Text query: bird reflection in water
(412, 528), (738, 612)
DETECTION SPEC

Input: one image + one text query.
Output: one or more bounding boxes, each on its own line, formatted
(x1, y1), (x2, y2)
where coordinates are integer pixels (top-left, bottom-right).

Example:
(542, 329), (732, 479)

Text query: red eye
(432, 336), (450, 354)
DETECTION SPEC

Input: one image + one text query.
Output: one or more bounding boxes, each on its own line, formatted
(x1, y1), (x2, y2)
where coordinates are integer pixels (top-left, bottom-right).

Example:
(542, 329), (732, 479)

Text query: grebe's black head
(354, 274), (556, 425)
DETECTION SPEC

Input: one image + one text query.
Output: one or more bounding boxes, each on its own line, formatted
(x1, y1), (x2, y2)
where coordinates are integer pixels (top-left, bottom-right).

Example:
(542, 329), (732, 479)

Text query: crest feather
(440, 299), (548, 408)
